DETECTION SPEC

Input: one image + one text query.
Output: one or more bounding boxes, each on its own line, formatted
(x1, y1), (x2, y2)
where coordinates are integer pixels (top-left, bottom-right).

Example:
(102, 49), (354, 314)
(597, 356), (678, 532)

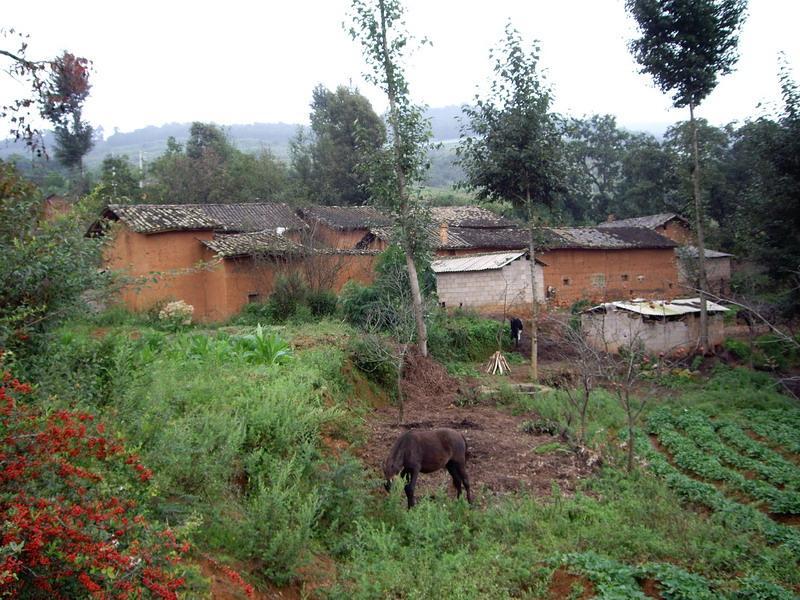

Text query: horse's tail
(462, 433), (470, 462)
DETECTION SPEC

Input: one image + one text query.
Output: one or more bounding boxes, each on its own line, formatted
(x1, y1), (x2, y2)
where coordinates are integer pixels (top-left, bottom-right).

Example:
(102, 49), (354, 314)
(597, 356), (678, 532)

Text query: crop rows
(635, 432), (800, 557)
(660, 410), (800, 491)
(740, 408), (800, 454)
(555, 550), (797, 600)
(647, 413), (800, 514)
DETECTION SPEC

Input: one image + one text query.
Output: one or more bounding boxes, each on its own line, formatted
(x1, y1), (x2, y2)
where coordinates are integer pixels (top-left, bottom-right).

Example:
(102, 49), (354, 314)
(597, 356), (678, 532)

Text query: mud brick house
(93, 203), (376, 321)
(581, 297), (729, 354)
(431, 251), (545, 313)
(597, 212), (733, 295)
(340, 204), (681, 308)
(537, 227), (679, 307)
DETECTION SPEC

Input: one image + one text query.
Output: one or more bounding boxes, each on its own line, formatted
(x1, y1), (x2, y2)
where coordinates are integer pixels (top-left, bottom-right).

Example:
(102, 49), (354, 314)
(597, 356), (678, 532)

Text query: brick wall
(657, 221), (693, 245)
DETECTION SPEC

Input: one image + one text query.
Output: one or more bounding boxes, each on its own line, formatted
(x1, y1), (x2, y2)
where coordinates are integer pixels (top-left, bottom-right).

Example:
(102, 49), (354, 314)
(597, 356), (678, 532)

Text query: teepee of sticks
(485, 351), (511, 375)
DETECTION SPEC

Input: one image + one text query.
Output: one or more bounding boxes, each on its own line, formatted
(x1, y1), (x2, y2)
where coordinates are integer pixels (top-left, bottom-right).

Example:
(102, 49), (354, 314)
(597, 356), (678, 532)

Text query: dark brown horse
(383, 428), (473, 509)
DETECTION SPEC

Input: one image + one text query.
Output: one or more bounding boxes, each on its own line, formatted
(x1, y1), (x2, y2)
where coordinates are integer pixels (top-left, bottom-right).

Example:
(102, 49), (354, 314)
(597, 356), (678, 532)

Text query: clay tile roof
(201, 231), (303, 257)
(104, 204), (222, 233)
(297, 205), (392, 230)
(544, 226), (677, 250)
(596, 212), (688, 230)
(200, 203), (306, 232)
(431, 206), (518, 228)
(102, 203), (306, 234)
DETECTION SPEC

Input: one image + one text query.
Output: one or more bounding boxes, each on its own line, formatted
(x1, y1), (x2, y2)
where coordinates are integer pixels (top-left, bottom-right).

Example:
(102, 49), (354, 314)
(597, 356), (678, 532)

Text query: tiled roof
(104, 204), (222, 233)
(201, 231), (302, 257)
(431, 206), (519, 228)
(199, 203), (306, 232)
(545, 226), (677, 250)
(297, 205), (392, 230)
(102, 203), (306, 234)
(373, 223), (674, 251)
(597, 213), (688, 230)
(202, 232), (380, 258)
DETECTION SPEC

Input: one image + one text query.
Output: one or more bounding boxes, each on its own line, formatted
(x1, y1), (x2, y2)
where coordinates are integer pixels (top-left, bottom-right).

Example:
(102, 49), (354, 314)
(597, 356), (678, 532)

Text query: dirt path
(359, 350), (595, 503)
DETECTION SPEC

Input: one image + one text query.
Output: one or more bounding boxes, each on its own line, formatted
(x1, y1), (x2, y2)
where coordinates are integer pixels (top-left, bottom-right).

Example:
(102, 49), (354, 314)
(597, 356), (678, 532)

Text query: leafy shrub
(0, 370), (190, 597)
(267, 273), (308, 322)
(307, 289), (338, 317)
(427, 310), (504, 362)
(349, 334), (398, 392)
(233, 300), (275, 325)
(723, 338), (752, 361)
(520, 417), (561, 435)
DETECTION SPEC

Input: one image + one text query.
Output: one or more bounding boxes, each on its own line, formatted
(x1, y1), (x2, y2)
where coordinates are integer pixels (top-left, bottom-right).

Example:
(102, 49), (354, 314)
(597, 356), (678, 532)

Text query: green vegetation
(14, 312), (799, 597)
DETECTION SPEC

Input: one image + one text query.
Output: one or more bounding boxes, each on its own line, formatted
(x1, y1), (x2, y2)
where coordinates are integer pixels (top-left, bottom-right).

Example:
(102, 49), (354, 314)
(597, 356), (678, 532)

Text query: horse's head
(383, 455), (401, 492)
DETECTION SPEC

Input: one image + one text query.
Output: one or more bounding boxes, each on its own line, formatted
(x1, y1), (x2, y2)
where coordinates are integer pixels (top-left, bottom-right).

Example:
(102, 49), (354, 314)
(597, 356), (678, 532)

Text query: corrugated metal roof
(584, 297), (729, 316)
(597, 213), (688, 230)
(431, 251), (527, 273)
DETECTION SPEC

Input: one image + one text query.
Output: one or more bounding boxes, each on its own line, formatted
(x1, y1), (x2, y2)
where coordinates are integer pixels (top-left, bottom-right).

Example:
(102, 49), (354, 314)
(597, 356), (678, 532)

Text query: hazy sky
(4, 1), (799, 136)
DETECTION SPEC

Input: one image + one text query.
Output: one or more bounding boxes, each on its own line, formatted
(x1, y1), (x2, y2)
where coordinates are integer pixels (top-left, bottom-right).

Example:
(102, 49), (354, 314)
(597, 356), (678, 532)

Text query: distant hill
(0, 106), (467, 168)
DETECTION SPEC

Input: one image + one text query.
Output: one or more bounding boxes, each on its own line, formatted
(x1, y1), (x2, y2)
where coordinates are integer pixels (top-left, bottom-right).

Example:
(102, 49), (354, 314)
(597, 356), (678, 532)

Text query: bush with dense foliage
(0, 366), (189, 598)
(0, 160), (106, 351)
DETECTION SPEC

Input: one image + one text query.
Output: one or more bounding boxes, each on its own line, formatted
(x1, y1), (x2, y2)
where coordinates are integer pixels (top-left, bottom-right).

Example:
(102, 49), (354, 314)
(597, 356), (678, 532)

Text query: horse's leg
(455, 462), (473, 504)
(446, 461), (463, 499)
(404, 468), (419, 509)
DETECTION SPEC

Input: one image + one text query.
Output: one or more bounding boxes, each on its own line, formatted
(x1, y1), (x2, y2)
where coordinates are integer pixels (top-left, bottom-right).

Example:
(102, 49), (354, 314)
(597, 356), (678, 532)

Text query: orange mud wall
(104, 226), (219, 318)
(310, 224), (371, 249)
(540, 247), (679, 308)
(656, 221), (693, 245)
(105, 225), (377, 322)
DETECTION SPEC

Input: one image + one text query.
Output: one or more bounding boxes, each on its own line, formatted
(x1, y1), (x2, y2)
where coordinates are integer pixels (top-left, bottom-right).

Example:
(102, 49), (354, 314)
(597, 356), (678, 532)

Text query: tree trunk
(378, 0), (428, 356)
(527, 197), (539, 382)
(404, 249), (428, 356)
(689, 101), (710, 352)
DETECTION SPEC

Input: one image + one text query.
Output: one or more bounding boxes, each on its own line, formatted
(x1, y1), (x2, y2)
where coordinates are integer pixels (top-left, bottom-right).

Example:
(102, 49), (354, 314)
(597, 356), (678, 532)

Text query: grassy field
(18, 313), (800, 598)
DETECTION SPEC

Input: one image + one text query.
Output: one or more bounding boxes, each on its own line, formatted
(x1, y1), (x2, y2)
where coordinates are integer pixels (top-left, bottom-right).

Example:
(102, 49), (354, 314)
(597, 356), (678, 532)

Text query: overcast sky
(4, 0), (799, 136)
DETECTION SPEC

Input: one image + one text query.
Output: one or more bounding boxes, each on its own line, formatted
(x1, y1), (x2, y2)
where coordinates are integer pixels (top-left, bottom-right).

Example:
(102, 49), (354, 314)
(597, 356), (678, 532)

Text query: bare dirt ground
(359, 348), (595, 503)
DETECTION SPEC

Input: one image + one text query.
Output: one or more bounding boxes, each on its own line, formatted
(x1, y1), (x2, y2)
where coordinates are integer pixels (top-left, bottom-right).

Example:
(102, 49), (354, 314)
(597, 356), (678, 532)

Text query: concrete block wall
(435, 258), (544, 311)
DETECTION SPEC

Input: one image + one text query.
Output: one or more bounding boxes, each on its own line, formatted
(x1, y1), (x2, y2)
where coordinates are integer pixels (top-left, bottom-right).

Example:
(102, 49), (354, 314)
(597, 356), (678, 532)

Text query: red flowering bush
(0, 369), (188, 598)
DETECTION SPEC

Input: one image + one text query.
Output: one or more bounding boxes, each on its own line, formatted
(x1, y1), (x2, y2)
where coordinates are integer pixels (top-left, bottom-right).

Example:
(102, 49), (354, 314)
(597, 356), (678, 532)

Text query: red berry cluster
(0, 371), (188, 598)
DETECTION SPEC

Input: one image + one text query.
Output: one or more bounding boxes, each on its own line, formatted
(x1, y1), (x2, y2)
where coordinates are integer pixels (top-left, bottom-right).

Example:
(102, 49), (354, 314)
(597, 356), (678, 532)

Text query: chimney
(606, 214), (615, 222)
(439, 222), (448, 245)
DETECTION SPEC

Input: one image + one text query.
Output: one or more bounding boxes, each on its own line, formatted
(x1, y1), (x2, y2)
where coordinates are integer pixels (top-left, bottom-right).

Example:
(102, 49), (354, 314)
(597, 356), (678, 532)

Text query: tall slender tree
(458, 23), (565, 381)
(348, 0), (432, 356)
(626, 0), (747, 350)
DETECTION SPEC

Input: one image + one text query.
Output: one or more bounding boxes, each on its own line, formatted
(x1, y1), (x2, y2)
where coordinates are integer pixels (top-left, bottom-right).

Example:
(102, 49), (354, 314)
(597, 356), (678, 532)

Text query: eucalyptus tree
(626, 0), (747, 350)
(457, 23), (566, 380)
(348, 0), (433, 356)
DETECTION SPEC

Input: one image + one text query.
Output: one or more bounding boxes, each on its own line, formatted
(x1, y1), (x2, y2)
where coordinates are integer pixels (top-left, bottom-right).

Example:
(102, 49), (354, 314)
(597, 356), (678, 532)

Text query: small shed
(580, 297), (729, 354)
(431, 251), (545, 314)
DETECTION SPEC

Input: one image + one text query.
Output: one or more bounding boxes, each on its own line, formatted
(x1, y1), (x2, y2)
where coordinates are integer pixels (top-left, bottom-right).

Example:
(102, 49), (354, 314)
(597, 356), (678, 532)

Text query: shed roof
(584, 297), (729, 317)
(432, 251), (544, 273)
(101, 203), (305, 234)
(678, 245), (734, 259)
(597, 213), (688, 230)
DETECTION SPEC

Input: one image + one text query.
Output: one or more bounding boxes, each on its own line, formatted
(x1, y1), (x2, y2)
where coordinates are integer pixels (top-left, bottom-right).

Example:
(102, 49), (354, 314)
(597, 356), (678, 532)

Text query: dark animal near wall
(383, 428), (472, 509)
(510, 317), (523, 348)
